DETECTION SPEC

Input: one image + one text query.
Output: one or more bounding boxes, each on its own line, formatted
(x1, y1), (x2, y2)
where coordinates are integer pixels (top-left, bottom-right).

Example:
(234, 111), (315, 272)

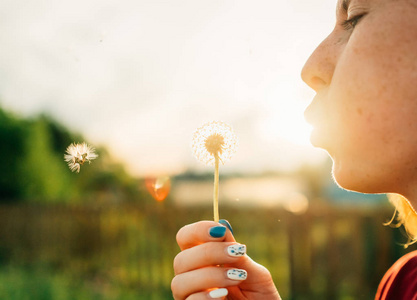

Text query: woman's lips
(309, 126), (332, 150)
(309, 127), (322, 147)
(304, 94), (332, 149)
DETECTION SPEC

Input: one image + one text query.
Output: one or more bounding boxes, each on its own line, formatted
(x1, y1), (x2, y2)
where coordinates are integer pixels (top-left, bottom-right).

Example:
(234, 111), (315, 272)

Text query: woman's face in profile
(302, 0), (417, 197)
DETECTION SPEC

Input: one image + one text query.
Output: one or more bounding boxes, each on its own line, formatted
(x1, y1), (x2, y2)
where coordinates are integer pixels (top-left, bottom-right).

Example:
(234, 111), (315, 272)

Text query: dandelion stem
(213, 154), (220, 222)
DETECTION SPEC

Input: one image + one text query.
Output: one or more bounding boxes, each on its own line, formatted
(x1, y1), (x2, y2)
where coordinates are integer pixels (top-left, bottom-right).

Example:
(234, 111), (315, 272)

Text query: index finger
(176, 220), (236, 250)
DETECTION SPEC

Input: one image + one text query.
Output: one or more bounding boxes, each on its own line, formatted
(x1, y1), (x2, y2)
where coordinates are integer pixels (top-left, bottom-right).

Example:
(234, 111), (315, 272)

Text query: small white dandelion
(64, 142), (98, 173)
(191, 121), (238, 222)
(191, 121), (238, 166)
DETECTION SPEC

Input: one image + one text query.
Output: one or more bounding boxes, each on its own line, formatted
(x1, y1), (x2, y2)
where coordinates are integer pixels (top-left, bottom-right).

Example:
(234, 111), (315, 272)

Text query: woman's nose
(301, 34), (337, 92)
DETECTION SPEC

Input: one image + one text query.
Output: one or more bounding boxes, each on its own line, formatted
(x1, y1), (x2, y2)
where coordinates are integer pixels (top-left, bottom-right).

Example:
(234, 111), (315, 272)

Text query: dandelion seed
(64, 142), (98, 173)
(191, 121), (238, 222)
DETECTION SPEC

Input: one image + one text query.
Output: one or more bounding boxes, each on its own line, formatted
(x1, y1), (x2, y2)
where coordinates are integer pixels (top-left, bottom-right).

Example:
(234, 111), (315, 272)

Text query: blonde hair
(386, 193), (417, 247)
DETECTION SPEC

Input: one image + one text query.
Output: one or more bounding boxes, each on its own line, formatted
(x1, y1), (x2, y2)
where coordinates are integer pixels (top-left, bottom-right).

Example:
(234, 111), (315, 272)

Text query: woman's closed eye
(341, 13), (366, 30)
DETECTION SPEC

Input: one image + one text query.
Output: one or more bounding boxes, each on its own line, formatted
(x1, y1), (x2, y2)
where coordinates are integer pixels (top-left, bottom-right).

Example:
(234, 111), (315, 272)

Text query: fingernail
(227, 244), (246, 257)
(227, 269), (247, 281)
(209, 226), (226, 238)
(209, 288), (228, 298)
(219, 219), (234, 235)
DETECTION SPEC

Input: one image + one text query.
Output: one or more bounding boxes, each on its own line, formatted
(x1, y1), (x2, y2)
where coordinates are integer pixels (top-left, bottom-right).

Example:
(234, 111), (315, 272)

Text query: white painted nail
(227, 244), (246, 257)
(227, 269), (248, 281)
(209, 288), (228, 298)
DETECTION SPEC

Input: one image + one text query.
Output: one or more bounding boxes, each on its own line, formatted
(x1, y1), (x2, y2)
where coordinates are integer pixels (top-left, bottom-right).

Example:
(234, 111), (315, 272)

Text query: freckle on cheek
(357, 108), (363, 116)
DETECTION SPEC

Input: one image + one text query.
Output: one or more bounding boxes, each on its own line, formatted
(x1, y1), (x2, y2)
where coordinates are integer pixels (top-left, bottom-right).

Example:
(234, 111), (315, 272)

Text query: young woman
(171, 0), (417, 298)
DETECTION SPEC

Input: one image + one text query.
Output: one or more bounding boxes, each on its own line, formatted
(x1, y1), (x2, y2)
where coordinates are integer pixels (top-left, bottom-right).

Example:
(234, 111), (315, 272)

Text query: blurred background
(1, 0), (416, 299)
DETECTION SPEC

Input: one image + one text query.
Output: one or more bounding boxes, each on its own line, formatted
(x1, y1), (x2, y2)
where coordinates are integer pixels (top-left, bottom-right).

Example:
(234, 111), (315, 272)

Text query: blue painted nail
(209, 226), (226, 238)
(219, 219), (234, 235)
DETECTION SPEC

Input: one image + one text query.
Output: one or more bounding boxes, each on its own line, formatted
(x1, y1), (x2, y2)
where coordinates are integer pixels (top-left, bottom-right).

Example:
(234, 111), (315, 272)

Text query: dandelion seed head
(69, 162), (81, 173)
(64, 142), (98, 173)
(205, 133), (225, 156)
(191, 121), (238, 166)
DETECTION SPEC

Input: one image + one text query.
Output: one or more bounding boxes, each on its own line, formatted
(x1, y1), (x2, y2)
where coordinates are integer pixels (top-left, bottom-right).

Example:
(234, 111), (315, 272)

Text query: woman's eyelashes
(341, 13), (366, 30)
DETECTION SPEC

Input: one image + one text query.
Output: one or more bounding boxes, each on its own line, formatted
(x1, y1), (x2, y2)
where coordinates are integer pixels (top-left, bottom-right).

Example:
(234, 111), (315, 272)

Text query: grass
(0, 265), (173, 300)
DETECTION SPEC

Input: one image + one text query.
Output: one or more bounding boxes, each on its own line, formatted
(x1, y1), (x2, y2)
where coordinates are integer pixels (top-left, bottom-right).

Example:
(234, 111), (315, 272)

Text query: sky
(0, 0), (337, 177)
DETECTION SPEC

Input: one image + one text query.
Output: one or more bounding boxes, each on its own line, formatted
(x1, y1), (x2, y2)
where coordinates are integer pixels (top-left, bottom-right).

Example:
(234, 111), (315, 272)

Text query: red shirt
(376, 250), (417, 299)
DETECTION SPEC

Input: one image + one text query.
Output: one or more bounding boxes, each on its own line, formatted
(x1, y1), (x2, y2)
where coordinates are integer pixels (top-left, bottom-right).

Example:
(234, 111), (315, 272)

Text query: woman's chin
(331, 161), (388, 194)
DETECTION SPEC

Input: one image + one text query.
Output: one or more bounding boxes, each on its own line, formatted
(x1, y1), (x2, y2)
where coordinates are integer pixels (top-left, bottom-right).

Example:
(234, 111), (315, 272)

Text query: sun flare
(260, 104), (312, 146)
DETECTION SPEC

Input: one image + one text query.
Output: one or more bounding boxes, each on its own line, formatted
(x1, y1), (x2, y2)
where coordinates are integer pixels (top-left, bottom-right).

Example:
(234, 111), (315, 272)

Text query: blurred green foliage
(0, 106), (148, 204)
(0, 203), (415, 300)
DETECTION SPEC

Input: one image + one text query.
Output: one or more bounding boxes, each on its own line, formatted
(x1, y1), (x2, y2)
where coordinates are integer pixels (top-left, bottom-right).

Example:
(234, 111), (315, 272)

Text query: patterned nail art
(227, 244), (246, 257)
(227, 269), (247, 281)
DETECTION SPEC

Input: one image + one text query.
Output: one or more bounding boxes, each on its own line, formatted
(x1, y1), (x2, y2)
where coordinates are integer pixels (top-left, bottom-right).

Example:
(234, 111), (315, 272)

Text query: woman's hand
(171, 220), (281, 300)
